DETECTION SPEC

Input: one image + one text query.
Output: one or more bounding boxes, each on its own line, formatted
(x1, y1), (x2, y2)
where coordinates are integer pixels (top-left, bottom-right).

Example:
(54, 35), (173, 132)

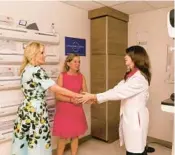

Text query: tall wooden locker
(89, 7), (129, 143)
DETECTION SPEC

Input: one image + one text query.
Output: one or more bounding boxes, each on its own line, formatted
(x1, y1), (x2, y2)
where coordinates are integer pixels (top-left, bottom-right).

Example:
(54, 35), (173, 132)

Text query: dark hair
(125, 45), (151, 85)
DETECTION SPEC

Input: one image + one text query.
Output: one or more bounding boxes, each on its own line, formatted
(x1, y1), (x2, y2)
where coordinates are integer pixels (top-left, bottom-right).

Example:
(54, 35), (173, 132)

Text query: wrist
(92, 94), (96, 100)
(93, 94), (97, 103)
(70, 97), (72, 102)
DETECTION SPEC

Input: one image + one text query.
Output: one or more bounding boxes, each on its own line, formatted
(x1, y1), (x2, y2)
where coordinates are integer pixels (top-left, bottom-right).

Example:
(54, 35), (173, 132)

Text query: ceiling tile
(112, 1), (154, 14)
(63, 1), (103, 10)
(146, 1), (174, 8)
(93, 0), (127, 7)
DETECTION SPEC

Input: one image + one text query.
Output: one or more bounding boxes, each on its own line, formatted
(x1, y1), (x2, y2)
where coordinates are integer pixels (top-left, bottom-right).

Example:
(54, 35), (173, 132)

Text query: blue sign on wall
(65, 37), (86, 56)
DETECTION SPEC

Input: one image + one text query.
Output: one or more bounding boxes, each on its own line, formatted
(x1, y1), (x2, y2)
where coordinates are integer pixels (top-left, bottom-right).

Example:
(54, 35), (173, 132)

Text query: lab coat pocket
(138, 112), (141, 128)
(123, 113), (140, 130)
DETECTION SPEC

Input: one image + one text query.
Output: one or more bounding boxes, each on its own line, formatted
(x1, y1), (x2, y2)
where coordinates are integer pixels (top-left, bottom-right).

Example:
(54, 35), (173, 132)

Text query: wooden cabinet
(89, 7), (129, 143)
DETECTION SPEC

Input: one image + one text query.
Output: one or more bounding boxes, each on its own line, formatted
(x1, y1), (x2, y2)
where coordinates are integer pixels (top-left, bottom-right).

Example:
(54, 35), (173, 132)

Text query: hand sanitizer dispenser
(167, 9), (175, 39)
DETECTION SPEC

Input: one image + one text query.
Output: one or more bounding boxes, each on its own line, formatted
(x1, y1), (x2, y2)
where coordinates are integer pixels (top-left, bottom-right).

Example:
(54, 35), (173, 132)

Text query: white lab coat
(96, 71), (149, 153)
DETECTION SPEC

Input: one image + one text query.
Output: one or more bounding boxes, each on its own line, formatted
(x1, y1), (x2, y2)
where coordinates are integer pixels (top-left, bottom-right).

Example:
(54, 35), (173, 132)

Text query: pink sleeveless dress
(52, 72), (87, 138)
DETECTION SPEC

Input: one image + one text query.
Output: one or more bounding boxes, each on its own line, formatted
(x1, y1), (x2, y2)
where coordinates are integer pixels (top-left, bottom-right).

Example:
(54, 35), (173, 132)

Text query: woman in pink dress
(53, 53), (88, 155)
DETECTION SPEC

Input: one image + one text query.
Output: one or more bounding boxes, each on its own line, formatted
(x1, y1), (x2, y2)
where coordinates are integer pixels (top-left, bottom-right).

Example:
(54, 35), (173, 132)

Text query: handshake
(71, 92), (97, 105)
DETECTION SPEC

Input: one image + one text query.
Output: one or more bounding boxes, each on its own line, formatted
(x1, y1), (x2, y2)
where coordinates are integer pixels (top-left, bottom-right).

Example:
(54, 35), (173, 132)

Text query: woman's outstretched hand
(77, 92), (97, 104)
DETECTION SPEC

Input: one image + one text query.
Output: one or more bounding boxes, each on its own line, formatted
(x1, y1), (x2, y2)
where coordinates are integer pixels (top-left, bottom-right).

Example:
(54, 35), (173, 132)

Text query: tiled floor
(60, 138), (172, 155)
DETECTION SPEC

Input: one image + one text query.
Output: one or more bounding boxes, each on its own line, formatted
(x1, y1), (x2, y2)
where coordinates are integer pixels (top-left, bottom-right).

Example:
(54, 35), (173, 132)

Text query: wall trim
(147, 136), (172, 149)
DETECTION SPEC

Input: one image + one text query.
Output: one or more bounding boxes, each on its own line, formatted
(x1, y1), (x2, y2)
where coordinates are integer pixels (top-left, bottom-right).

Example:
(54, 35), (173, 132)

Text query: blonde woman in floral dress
(11, 42), (81, 155)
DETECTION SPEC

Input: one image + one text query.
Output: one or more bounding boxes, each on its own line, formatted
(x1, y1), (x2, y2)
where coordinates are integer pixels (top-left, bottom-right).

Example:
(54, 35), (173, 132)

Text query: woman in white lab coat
(79, 45), (151, 155)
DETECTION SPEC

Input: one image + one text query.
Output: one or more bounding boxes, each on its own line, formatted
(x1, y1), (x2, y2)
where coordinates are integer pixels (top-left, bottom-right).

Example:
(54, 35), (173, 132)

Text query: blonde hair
(63, 53), (80, 72)
(19, 42), (44, 75)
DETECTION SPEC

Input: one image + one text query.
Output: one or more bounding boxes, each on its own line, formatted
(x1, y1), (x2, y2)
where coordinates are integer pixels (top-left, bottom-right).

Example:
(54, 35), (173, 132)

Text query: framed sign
(65, 37), (86, 56)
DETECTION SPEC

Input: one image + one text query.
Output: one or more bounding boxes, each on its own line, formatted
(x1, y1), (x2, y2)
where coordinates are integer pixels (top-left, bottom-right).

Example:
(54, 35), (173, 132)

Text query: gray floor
(62, 138), (171, 155)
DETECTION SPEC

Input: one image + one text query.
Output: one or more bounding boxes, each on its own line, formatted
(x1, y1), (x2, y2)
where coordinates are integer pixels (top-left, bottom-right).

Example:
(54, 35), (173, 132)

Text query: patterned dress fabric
(11, 64), (55, 155)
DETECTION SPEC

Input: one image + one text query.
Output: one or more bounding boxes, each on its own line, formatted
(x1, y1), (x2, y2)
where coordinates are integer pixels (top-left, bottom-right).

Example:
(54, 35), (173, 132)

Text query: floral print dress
(11, 64), (55, 155)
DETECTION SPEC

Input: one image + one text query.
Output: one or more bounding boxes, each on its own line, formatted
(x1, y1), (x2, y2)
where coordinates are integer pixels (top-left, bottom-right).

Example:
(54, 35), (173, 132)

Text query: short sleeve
(33, 67), (55, 90)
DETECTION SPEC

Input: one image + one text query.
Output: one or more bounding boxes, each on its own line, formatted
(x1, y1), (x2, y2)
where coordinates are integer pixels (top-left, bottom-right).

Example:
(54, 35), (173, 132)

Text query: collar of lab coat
(126, 70), (148, 86)
(126, 68), (139, 79)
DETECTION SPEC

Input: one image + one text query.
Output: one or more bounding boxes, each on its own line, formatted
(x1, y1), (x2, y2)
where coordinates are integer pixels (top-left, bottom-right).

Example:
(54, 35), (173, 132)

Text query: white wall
(0, 1), (90, 155)
(128, 7), (174, 142)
